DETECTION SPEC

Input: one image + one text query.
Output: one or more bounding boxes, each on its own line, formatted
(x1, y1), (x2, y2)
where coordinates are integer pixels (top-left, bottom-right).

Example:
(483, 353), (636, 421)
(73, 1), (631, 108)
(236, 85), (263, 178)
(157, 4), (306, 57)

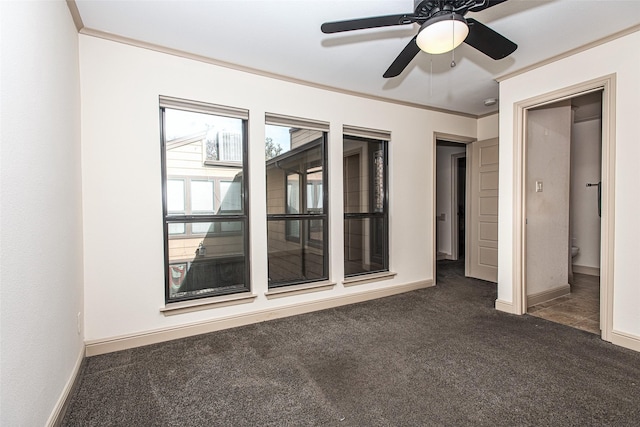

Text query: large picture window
(160, 97), (249, 302)
(265, 115), (329, 288)
(343, 127), (389, 276)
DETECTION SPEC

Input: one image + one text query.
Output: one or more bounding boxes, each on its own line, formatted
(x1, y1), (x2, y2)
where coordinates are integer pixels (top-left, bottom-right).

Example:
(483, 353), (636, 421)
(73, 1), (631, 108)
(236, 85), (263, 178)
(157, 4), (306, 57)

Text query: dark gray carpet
(63, 260), (640, 426)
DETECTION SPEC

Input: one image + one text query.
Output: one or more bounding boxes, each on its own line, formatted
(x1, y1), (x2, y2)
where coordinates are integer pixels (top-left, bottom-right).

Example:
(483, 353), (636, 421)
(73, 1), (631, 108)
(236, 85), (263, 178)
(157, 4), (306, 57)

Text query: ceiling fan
(321, 0), (517, 78)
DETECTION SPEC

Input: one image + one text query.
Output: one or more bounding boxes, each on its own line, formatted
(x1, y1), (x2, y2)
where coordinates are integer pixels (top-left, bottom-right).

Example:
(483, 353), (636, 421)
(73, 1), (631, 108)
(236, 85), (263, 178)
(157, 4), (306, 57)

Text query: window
(160, 97), (249, 302)
(265, 115), (329, 288)
(165, 177), (241, 236)
(343, 127), (389, 276)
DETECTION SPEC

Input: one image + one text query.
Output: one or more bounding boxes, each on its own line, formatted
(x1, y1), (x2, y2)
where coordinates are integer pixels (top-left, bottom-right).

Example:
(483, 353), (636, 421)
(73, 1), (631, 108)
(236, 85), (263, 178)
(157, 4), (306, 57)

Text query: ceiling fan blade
(464, 18), (517, 60)
(468, 0), (509, 13)
(383, 36), (420, 78)
(321, 14), (413, 34)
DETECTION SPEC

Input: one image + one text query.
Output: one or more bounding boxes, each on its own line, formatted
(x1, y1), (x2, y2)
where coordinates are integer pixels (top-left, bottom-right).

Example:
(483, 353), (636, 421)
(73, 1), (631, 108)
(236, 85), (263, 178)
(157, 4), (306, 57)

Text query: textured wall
(0, 1), (84, 425)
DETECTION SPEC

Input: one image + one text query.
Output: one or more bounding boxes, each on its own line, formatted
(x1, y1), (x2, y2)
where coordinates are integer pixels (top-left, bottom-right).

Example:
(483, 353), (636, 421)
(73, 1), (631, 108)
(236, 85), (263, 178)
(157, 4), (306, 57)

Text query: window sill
(265, 281), (336, 300)
(342, 271), (397, 287)
(160, 292), (257, 316)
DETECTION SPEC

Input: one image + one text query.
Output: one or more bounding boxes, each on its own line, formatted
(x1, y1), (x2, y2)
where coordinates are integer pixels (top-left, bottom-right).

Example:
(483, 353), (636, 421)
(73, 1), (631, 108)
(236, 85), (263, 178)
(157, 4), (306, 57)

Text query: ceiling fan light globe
(416, 13), (469, 55)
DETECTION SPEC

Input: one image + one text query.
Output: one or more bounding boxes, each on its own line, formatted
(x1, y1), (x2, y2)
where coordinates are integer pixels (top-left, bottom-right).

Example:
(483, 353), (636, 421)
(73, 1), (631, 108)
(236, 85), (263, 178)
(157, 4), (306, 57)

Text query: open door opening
(456, 156), (467, 260)
(435, 139), (468, 278)
(524, 91), (603, 335)
(435, 135), (499, 284)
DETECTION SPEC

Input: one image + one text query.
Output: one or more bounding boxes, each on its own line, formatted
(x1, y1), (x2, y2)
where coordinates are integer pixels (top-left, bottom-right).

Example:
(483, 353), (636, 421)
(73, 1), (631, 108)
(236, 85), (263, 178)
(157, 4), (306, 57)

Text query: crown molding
(79, 27), (477, 119)
(65, 0), (83, 32)
(476, 110), (499, 119)
(496, 24), (640, 83)
(61, 0), (478, 122)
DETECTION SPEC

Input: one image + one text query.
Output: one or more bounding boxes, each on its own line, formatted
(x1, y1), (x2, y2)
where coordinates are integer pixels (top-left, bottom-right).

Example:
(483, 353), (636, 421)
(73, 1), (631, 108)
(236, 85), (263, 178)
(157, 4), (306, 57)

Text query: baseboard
(436, 252), (455, 261)
(86, 279), (433, 356)
(610, 330), (640, 352)
(526, 284), (571, 307)
(495, 299), (518, 314)
(47, 345), (86, 426)
(572, 264), (600, 276)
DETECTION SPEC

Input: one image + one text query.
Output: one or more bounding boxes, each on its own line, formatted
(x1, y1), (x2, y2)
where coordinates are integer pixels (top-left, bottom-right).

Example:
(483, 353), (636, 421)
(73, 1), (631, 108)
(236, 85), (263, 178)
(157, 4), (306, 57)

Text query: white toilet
(571, 238), (579, 259)
(569, 240), (579, 286)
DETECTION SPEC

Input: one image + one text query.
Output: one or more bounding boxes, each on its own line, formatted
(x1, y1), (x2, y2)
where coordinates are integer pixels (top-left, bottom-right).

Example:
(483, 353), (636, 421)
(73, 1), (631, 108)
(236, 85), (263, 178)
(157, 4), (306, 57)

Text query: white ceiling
(74, 0), (640, 116)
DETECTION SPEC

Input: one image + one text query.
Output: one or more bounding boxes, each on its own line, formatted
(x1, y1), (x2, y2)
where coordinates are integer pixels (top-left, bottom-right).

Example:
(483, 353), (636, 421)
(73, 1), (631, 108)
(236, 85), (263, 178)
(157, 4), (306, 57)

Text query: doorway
(435, 139), (469, 280)
(512, 75), (615, 342)
(525, 92), (603, 334)
(435, 134), (500, 283)
(455, 155), (466, 259)
(435, 140), (467, 262)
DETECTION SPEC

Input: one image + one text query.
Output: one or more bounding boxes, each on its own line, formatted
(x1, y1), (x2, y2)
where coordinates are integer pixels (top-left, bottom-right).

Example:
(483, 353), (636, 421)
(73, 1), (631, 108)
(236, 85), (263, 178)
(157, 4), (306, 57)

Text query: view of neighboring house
(163, 114), (246, 300)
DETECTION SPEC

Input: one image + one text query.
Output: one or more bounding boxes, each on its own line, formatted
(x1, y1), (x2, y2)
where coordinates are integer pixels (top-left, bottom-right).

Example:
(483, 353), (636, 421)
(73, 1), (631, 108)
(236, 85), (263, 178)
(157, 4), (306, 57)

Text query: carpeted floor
(62, 260), (640, 426)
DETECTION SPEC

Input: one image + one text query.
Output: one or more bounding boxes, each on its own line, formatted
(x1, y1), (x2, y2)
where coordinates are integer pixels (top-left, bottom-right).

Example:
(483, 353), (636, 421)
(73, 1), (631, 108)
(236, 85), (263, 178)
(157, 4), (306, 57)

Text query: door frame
(433, 133), (475, 284)
(512, 74), (616, 342)
(450, 152), (467, 261)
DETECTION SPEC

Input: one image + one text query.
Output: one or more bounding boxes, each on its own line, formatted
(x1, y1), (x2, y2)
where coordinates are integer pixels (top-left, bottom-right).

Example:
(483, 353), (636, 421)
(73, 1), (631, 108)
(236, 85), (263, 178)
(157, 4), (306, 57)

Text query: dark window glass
(266, 124), (328, 288)
(343, 136), (388, 276)
(267, 219), (326, 285)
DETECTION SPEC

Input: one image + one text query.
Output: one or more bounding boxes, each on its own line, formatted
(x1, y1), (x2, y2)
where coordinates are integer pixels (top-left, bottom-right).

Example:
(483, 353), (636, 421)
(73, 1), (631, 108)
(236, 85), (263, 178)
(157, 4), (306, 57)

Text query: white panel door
(468, 138), (499, 282)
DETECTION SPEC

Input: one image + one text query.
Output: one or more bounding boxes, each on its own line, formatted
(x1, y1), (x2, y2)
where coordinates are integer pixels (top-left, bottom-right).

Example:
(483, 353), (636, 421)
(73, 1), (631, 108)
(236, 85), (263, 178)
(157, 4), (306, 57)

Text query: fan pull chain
(451, 13), (457, 68)
(430, 55), (433, 97)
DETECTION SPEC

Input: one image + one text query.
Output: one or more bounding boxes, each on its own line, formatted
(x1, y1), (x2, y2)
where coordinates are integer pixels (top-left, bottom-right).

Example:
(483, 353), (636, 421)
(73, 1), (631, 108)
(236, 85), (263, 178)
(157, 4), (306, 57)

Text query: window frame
(343, 133), (390, 278)
(160, 97), (250, 303)
(265, 124), (329, 289)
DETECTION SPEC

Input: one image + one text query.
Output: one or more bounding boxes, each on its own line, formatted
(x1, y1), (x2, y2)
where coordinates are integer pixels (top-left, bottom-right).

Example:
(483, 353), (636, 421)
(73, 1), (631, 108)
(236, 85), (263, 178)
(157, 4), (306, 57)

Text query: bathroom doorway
(524, 91), (603, 334)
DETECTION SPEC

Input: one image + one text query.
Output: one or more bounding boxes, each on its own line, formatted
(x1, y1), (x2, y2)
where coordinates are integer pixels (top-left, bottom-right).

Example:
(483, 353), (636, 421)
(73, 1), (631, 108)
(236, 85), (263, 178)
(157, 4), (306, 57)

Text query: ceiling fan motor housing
(321, 0), (517, 78)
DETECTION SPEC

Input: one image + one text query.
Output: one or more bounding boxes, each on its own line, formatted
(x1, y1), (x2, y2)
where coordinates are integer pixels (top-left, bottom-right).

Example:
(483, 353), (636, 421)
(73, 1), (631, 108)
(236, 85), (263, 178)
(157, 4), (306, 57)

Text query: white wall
(477, 113), (499, 141)
(571, 117), (602, 270)
(525, 103), (572, 296)
(79, 35), (477, 344)
(497, 31), (640, 341)
(436, 145), (466, 257)
(0, 1), (84, 425)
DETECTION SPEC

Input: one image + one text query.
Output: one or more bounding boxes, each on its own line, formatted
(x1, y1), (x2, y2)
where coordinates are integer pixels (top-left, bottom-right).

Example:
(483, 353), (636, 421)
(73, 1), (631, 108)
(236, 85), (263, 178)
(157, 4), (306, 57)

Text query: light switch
(536, 181), (543, 192)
